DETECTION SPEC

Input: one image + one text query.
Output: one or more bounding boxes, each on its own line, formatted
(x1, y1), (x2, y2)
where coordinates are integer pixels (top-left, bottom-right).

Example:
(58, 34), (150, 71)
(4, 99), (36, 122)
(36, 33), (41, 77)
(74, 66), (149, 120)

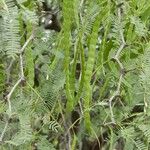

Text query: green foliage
(6, 114), (32, 146)
(40, 62), (65, 111)
(1, 0), (150, 149)
(0, 0), (20, 58)
(37, 136), (56, 150)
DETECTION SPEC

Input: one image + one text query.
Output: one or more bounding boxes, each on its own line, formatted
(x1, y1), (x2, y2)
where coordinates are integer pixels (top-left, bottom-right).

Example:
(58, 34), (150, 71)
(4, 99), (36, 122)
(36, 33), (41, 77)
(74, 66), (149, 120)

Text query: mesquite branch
(0, 33), (34, 142)
(108, 7), (126, 123)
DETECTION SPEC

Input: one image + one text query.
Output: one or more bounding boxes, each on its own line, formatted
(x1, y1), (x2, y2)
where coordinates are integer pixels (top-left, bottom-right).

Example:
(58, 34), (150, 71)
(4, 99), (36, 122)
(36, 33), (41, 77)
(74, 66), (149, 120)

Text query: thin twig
(0, 121), (9, 142)
(19, 54), (24, 78)
(79, 0), (85, 24)
(0, 33), (34, 142)
(108, 7), (126, 123)
(6, 78), (22, 110)
(114, 43), (125, 61)
(6, 59), (15, 84)
(0, 79), (22, 142)
(109, 74), (123, 123)
(20, 33), (34, 53)
(20, 33), (34, 79)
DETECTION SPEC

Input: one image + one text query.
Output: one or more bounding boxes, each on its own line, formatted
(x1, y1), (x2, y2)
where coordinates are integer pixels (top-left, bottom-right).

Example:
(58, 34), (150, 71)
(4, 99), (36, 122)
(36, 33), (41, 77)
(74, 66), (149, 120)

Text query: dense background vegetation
(0, 0), (150, 149)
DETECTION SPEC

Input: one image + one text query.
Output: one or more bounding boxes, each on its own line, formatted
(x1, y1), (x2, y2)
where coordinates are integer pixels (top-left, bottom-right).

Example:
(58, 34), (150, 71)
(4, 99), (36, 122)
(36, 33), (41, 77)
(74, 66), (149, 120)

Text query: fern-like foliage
(0, 0), (20, 58)
(6, 114), (32, 146)
(139, 42), (150, 114)
(37, 136), (56, 150)
(40, 61), (65, 111)
(130, 16), (148, 37)
(1, 0), (150, 149)
(49, 120), (60, 132)
(138, 124), (150, 143)
(134, 138), (147, 150)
